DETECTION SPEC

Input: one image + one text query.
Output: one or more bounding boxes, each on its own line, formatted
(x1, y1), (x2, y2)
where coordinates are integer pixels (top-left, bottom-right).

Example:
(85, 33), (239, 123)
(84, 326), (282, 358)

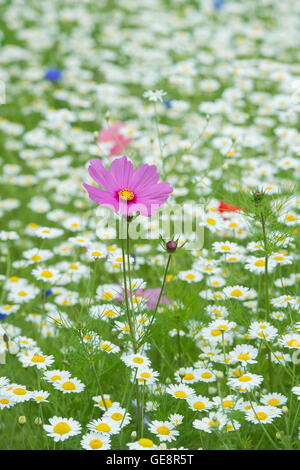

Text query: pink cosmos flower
(114, 287), (170, 310)
(98, 122), (131, 157)
(83, 155), (173, 217)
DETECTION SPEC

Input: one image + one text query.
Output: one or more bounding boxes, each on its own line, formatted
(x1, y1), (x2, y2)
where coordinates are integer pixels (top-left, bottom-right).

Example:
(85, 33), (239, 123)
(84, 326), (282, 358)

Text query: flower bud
(34, 417), (42, 425)
(18, 416), (26, 425)
(216, 371), (224, 380)
(282, 406), (288, 413)
(131, 431), (137, 439)
(8, 342), (19, 355)
(166, 240), (177, 253)
(159, 443), (167, 450)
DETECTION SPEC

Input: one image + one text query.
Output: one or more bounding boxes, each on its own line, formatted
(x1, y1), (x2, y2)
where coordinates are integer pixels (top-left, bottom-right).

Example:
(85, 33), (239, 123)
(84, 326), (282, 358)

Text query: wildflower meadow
(0, 0), (300, 455)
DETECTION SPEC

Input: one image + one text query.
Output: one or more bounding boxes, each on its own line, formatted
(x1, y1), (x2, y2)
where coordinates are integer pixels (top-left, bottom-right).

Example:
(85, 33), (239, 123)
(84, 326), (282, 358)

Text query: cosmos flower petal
(110, 155), (135, 189)
(82, 183), (119, 211)
(88, 159), (118, 191)
(131, 164), (160, 192)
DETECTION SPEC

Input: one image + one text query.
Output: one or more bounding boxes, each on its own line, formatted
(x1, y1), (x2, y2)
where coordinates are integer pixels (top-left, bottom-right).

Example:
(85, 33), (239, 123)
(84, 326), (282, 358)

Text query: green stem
(260, 210), (273, 392)
(137, 254), (172, 347)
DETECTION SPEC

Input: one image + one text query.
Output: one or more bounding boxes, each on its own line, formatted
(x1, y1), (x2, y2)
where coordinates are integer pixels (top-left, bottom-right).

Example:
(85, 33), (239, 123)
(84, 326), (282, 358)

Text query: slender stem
(121, 233), (135, 344)
(135, 378), (141, 439)
(137, 254), (172, 347)
(176, 327), (182, 367)
(260, 210), (273, 392)
(79, 334), (108, 411)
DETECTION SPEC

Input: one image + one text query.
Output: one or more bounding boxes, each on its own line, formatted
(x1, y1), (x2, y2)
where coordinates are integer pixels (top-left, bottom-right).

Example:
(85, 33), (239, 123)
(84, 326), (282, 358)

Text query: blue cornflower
(44, 68), (62, 82)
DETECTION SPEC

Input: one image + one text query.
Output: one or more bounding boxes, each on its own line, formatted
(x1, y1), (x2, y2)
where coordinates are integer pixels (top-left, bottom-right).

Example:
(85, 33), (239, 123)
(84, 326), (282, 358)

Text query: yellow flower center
(54, 422), (71, 435)
(174, 390), (187, 398)
(96, 423), (111, 432)
(183, 373), (194, 381)
(211, 329), (222, 337)
(237, 352), (250, 361)
(35, 396), (44, 402)
(89, 439), (103, 449)
(254, 260), (265, 267)
(223, 400), (234, 408)
(31, 354), (45, 363)
(31, 254), (41, 261)
(91, 251), (102, 257)
(51, 375), (61, 381)
(13, 388), (26, 395)
(231, 289), (243, 297)
(104, 310), (116, 317)
(118, 189), (134, 201)
(268, 398), (280, 406)
(69, 264), (78, 270)
(157, 426), (170, 435)
(238, 376), (252, 382)
(102, 292), (113, 300)
(207, 218), (216, 225)
(100, 344), (112, 351)
(138, 438), (153, 448)
(287, 339), (300, 348)
(193, 401), (205, 410)
(208, 419), (220, 426)
(201, 372), (212, 379)
(9, 276), (19, 282)
(140, 372), (151, 379)
(111, 412), (123, 421)
(0, 399), (9, 404)
(18, 291), (27, 297)
(185, 274), (195, 280)
(99, 398), (112, 408)
(133, 357), (144, 364)
(62, 381), (76, 391)
(255, 412), (268, 421)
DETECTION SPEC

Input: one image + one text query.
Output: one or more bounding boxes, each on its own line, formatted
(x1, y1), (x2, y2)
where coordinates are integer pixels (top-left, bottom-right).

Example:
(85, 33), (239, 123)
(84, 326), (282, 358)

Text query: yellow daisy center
(268, 398), (280, 406)
(157, 426), (170, 435)
(96, 423), (111, 432)
(111, 412), (123, 421)
(183, 373), (194, 381)
(54, 422), (71, 435)
(0, 399), (9, 404)
(193, 401), (206, 410)
(62, 381), (76, 391)
(201, 372), (212, 379)
(89, 438), (103, 449)
(31, 354), (45, 363)
(254, 260), (265, 267)
(231, 289), (243, 297)
(223, 400), (234, 408)
(255, 412), (268, 421)
(138, 438), (153, 448)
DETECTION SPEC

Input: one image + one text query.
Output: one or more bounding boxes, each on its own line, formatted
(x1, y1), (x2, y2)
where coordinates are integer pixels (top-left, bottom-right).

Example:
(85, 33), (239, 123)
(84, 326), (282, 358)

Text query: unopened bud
(34, 417), (42, 425)
(131, 431), (137, 439)
(159, 443), (167, 450)
(282, 406), (288, 413)
(216, 371), (224, 380)
(178, 368), (185, 377)
(8, 342), (19, 355)
(18, 416), (26, 425)
(166, 240), (177, 252)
